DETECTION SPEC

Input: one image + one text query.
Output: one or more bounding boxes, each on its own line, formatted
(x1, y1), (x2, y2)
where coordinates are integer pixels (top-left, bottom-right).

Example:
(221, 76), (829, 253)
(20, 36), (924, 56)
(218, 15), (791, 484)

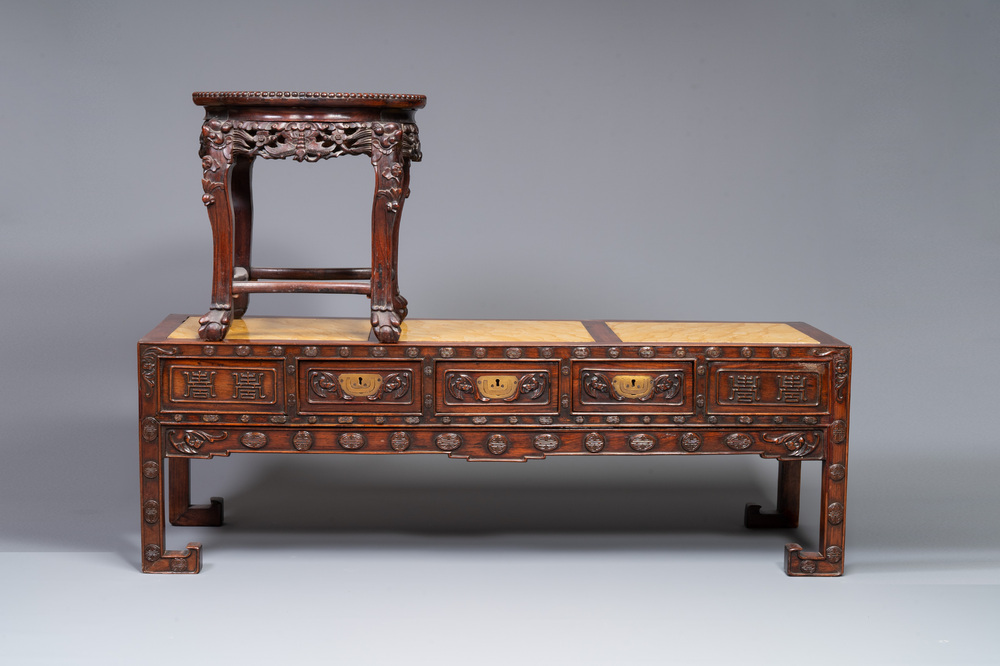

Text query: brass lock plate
(338, 373), (384, 398)
(610, 375), (655, 400)
(475, 375), (520, 400)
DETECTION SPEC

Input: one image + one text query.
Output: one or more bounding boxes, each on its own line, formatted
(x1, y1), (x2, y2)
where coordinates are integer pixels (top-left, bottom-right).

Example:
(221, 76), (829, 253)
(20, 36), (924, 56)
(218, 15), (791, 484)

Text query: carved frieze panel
(298, 361), (420, 414)
(572, 361), (694, 414)
(707, 361), (829, 415)
(161, 359), (284, 414)
(436, 362), (559, 414)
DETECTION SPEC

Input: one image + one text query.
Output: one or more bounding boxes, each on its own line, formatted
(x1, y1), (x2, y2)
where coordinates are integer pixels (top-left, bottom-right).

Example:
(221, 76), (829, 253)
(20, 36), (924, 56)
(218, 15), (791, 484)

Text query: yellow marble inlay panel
(168, 317), (373, 341)
(399, 320), (594, 343)
(608, 322), (818, 345)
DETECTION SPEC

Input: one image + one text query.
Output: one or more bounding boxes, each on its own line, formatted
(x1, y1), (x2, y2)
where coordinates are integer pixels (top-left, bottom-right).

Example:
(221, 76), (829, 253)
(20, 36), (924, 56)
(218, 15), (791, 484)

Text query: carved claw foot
(745, 503), (798, 529)
(198, 309), (232, 341)
(371, 308), (402, 343)
(142, 541), (203, 574)
(784, 543), (844, 576)
(171, 497), (224, 527)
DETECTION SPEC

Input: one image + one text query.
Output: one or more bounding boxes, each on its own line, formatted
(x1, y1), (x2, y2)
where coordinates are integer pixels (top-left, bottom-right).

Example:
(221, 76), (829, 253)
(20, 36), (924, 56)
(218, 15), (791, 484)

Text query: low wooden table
(138, 316), (851, 575)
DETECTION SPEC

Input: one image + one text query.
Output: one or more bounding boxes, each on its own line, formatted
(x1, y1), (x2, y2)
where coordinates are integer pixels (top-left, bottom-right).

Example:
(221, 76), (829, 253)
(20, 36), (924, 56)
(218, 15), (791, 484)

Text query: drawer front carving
(298, 361), (420, 413)
(707, 361), (829, 415)
(436, 361), (559, 414)
(572, 361), (695, 413)
(161, 359), (284, 413)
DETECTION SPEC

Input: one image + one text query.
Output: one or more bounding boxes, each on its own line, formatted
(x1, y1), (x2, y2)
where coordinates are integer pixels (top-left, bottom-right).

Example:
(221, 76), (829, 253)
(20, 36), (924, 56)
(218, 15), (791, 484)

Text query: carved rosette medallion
(241, 432), (268, 449)
(705, 347), (721, 358)
(303, 346), (318, 357)
(800, 560), (817, 574)
(143, 500), (160, 525)
(169, 430), (227, 455)
(505, 348), (523, 359)
(144, 545), (161, 562)
(825, 546), (843, 563)
(407, 347), (421, 358)
(435, 433), (462, 451)
(771, 347), (789, 358)
(339, 433), (366, 450)
(339, 347), (351, 358)
(680, 432), (703, 452)
(831, 420), (847, 444)
(142, 461), (159, 479)
(628, 434), (656, 452)
(540, 347), (554, 358)
(763, 432), (819, 458)
(292, 431), (314, 451)
(141, 417), (159, 442)
(439, 347), (455, 358)
(828, 464), (846, 482)
(371, 346), (387, 358)
(487, 434), (509, 455)
(390, 432), (411, 451)
(584, 433), (605, 453)
(725, 433), (753, 451)
(741, 347), (753, 358)
(534, 434), (560, 452)
(827, 502), (845, 525)
(235, 346), (251, 357)
(170, 558), (187, 573)
(204, 346), (216, 356)
(638, 347), (654, 358)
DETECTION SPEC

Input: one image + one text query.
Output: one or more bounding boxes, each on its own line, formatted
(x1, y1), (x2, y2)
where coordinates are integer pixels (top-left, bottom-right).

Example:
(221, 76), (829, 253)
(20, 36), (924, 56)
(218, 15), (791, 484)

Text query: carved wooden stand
(193, 91), (424, 344)
(138, 316), (851, 575)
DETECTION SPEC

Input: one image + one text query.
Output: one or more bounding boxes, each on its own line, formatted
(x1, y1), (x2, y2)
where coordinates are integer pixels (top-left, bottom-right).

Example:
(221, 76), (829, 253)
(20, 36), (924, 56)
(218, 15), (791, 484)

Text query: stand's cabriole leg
(369, 122), (406, 343)
(745, 460), (801, 529)
(391, 159), (411, 322)
(230, 156), (255, 319)
(169, 457), (224, 527)
(139, 414), (201, 574)
(198, 118), (237, 341)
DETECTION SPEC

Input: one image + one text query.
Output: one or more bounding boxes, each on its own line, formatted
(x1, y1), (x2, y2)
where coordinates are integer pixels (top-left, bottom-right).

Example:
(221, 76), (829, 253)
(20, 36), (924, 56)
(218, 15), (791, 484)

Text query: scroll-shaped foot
(784, 543), (844, 577)
(371, 307), (401, 343)
(142, 541), (203, 574)
(171, 497), (224, 527)
(198, 308), (232, 341)
(745, 502), (798, 529)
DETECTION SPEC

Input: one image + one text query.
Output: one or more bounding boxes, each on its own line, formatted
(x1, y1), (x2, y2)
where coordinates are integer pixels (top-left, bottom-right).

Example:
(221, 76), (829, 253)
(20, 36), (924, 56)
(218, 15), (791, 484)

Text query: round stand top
(192, 91), (426, 109)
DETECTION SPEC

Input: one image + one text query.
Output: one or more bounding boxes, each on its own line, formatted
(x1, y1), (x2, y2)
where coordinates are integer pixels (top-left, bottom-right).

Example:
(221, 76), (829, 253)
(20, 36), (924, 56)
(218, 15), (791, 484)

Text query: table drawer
(707, 361), (829, 415)
(571, 361), (695, 414)
(436, 361), (559, 414)
(160, 358), (285, 414)
(298, 360), (420, 414)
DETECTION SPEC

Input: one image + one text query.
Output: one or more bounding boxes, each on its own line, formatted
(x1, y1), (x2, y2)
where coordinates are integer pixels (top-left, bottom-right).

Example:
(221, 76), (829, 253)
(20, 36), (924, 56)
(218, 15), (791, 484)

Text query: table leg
(745, 460), (801, 529)
(139, 420), (201, 574)
(231, 156), (255, 319)
(785, 420), (849, 576)
(198, 135), (236, 341)
(169, 457), (224, 527)
(369, 123), (407, 343)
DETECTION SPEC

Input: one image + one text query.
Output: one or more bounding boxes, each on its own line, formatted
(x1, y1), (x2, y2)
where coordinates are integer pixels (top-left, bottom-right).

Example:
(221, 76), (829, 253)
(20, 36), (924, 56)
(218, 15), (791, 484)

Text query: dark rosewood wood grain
(193, 91), (424, 343)
(138, 317), (851, 576)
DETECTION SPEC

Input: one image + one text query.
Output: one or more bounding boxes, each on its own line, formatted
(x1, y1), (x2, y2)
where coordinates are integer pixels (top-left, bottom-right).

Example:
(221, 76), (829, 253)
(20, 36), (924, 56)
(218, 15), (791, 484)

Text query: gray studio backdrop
(1, 0), (998, 651)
